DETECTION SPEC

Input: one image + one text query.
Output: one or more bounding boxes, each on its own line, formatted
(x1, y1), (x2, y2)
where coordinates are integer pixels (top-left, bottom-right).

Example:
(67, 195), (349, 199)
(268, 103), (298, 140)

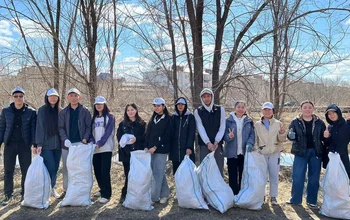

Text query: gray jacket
(224, 114), (255, 158)
(58, 104), (92, 149)
(36, 105), (61, 150)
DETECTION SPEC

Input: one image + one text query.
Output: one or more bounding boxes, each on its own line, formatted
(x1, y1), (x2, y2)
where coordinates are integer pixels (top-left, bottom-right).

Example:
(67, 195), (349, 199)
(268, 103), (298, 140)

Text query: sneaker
(174, 193), (177, 200)
(271, 197), (278, 205)
(93, 192), (101, 197)
(307, 203), (318, 209)
(1, 195), (12, 206)
(151, 201), (156, 205)
(51, 189), (61, 199)
(160, 197), (168, 204)
(263, 196), (266, 204)
(98, 198), (109, 204)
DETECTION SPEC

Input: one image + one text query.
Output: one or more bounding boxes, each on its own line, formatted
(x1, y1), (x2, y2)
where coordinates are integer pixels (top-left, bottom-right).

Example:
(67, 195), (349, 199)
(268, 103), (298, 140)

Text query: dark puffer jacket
(287, 114), (326, 157)
(170, 97), (196, 162)
(323, 104), (350, 179)
(0, 103), (36, 146)
(117, 120), (146, 162)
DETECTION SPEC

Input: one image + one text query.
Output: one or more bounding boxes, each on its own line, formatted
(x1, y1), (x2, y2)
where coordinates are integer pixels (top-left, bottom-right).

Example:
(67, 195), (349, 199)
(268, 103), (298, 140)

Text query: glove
(64, 139), (72, 148)
(246, 143), (254, 152)
(288, 128), (296, 140)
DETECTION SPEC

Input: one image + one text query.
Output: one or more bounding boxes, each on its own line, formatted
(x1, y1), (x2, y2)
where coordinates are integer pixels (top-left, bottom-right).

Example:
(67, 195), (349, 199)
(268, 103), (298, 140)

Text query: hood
(325, 104), (344, 125)
(200, 88), (214, 112)
(295, 114), (320, 122)
(175, 97), (188, 116)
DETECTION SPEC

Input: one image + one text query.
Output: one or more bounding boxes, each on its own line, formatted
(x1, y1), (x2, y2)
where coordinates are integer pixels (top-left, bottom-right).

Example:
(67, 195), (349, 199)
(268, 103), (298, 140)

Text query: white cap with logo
(94, 96), (106, 105)
(176, 98), (186, 105)
(153, 98), (165, 105)
(46, 88), (59, 97)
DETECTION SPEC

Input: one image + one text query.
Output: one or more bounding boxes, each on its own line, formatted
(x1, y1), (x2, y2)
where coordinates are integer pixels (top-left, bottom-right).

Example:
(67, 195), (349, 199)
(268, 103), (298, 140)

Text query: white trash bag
(175, 155), (208, 210)
(197, 151), (234, 213)
(234, 151), (267, 210)
(123, 150), (153, 211)
(320, 152), (350, 219)
(58, 143), (94, 207)
(21, 155), (51, 209)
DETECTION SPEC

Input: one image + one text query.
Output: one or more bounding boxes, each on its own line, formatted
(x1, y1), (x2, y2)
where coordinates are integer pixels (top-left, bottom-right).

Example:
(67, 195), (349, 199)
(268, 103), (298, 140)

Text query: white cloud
(345, 18), (350, 25)
(0, 20), (13, 36)
(12, 19), (50, 38)
(0, 36), (14, 47)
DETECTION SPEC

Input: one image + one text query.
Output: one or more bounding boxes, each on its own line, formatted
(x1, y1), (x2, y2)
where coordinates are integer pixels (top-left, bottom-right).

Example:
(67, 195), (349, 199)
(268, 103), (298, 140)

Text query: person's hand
(279, 124), (286, 134)
(64, 139), (72, 148)
(228, 128), (234, 139)
(82, 139), (87, 144)
(32, 147), (37, 155)
(324, 126), (330, 138)
(246, 144), (254, 152)
(148, 146), (157, 154)
(207, 142), (215, 151)
(214, 142), (219, 151)
(95, 145), (99, 149)
(130, 137), (136, 144)
(186, 149), (192, 155)
(37, 146), (42, 154)
(288, 128), (296, 139)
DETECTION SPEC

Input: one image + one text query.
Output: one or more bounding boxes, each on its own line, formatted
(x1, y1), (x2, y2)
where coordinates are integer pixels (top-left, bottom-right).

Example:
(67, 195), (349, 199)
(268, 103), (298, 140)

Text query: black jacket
(287, 115), (326, 157)
(36, 105), (61, 150)
(117, 120), (146, 162)
(0, 103), (36, 146)
(170, 103), (196, 162)
(323, 104), (350, 178)
(145, 113), (172, 154)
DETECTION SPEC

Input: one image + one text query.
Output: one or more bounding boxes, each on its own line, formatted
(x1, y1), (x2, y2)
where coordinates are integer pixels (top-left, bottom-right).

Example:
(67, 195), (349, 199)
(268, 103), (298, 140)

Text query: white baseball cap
(94, 96), (106, 105)
(67, 88), (81, 96)
(153, 98), (165, 105)
(12, 86), (25, 95)
(262, 102), (274, 110)
(46, 88), (59, 97)
(176, 98), (186, 105)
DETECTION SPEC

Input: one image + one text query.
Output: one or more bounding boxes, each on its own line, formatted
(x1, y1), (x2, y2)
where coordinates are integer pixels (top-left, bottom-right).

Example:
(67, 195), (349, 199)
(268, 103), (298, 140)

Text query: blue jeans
(40, 149), (62, 188)
(290, 148), (321, 204)
(151, 153), (170, 202)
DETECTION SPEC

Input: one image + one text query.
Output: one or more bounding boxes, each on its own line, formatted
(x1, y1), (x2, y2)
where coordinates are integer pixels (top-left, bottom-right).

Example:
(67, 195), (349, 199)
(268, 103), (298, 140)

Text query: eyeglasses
(13, 95), (24, 98)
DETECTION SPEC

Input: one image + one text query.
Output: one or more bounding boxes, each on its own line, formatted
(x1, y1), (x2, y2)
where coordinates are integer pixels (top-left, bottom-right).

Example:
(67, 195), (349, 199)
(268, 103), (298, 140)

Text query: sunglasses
(13, 95), (24, 98)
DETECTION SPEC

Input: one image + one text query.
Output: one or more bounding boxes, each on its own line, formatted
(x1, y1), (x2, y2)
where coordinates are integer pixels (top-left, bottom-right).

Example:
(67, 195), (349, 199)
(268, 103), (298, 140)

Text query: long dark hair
(92, 103), (110, 127)
(44, 94), (60, 136)
(124, 103), (145, 125)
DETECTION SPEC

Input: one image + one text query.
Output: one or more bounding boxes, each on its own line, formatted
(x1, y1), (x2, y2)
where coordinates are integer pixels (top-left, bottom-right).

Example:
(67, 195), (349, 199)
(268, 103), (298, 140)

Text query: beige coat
(254, 118), (286, 154)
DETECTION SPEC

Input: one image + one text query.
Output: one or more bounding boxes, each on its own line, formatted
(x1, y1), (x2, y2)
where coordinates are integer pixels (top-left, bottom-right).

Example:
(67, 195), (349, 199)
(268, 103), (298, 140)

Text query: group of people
(0, 86), (349, 211)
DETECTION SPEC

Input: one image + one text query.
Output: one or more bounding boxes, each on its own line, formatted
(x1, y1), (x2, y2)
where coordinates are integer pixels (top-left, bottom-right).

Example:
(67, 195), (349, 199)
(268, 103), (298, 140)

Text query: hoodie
(170, 97), (196, 162)
(194, 88), (226, 146)
(323, 104), (350, 178)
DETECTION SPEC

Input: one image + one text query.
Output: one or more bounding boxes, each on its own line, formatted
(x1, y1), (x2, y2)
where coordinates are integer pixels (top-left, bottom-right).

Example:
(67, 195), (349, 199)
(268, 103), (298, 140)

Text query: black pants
(4, 142), (31, 197)
(227, 155), (244, 195)
(122, 161), (130, 197)
(172, 161), (181, 175)
(93, 152), (112, 199)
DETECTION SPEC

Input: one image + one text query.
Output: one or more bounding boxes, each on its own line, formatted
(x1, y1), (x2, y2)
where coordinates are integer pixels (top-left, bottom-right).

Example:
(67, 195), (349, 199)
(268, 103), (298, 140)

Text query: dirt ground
(0, 158), (334, 220)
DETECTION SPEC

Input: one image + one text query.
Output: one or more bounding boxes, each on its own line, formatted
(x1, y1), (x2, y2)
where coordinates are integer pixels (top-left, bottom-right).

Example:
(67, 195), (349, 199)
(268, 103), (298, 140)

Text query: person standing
(323, 104), (350, 180)
(0, 87), (36, 205)
(90, 96), (115, 204)
(170, 97), (196, 175)
(287, 100), (326, 208)
(254, 102), (286, 205)
(224, 101), (255, 195)
(117, 103), (146, 203)
(34, 88), (62, 199)
(58, 88), (92, 198)
(194, 88), (226, 176)
(145, 98), (172, 204)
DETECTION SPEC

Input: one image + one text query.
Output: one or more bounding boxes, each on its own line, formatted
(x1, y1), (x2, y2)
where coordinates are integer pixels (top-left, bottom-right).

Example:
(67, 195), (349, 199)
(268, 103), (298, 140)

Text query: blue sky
(0, 0), (350, 82)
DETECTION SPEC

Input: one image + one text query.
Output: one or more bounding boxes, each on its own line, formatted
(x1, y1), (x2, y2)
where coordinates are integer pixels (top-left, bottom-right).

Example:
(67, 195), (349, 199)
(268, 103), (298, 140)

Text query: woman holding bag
(117, 103), (146, 203)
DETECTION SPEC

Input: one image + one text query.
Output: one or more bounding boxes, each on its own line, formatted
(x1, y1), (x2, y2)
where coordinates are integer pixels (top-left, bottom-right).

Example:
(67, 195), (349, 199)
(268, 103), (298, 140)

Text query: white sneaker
(93, 192), (101, 197)
(51, 189), (60, 199)
(160, 197), (168, 204)
(98, 198), (109, 204)
(174, 194), (177, 200)
(271, 197), (278, 205)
